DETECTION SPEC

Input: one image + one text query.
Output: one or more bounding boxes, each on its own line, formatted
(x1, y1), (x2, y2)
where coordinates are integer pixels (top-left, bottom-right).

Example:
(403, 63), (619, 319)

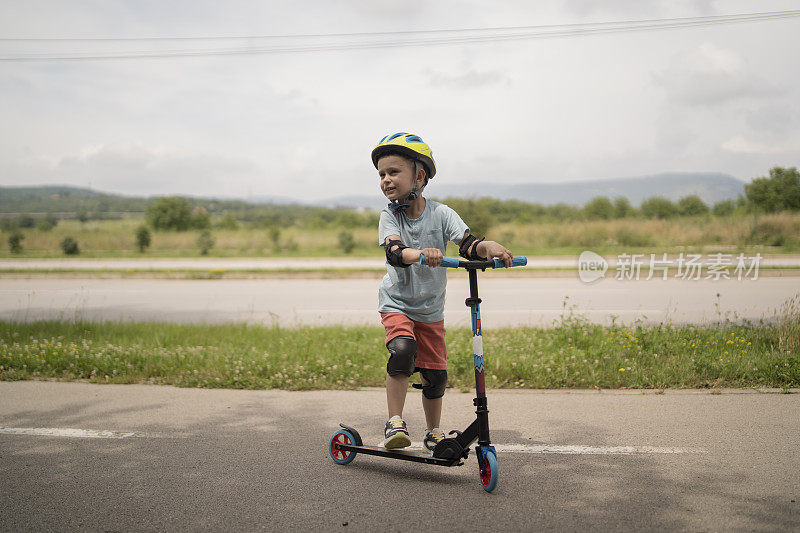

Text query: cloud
(656, 44), (777, 107)
(424, 67), (509, 89)
(745, 103), (800, 137)
(721, 135), (800, 156)
(562, 0), (715, 18)
(20, 142), (262, 197)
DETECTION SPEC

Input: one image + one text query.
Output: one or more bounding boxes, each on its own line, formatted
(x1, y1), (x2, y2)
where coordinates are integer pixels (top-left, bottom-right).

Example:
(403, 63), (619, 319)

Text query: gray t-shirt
(378, 198), (469, 322)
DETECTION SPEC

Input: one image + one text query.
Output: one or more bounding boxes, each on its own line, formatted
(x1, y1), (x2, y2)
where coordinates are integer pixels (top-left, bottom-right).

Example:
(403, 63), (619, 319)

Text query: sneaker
(383, 416), (411, 449)
(423, 428), (446, 451)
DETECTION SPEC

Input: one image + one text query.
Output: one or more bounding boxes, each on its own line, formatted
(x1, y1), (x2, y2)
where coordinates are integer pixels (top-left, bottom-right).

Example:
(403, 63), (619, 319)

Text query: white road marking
(493, 443), (704, 454)
(402, 442), (703, 454)
(0, 427), (169, 439)
(2, 428), (701, 454)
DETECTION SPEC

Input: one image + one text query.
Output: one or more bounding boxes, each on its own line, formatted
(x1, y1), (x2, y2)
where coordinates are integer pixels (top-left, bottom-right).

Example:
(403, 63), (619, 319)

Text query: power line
(1, 10), (798, 61)
(2, 10), (797, 42)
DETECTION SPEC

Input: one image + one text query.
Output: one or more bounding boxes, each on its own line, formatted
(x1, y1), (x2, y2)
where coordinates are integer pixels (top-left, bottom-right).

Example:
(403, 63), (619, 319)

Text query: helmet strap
(389, 161), (427, 213)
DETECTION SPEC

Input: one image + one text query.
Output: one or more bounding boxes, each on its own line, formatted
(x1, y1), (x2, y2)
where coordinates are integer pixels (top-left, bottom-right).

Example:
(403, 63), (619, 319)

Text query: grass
(1, 295), (797, 390)
(2, 212), (800, 258)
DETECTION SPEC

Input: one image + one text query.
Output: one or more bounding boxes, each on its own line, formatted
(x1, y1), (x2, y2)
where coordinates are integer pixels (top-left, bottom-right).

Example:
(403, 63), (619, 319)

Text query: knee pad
(418, 368), (447, 399)
(386, 335), (416, 376)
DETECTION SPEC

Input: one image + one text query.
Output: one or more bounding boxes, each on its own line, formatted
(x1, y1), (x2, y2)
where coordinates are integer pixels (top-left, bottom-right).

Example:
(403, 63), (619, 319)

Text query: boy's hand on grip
(479, 241), (513, 267)
(421, 247), (443, 267)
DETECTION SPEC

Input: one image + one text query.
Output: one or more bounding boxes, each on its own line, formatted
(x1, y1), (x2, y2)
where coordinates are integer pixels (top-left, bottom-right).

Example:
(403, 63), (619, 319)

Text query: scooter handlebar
(418, 254), (527, 269)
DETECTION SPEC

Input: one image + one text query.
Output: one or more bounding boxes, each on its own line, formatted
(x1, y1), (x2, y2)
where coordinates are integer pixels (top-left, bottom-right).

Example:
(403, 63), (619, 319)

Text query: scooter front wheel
(329, 429), (357, 465)
(480, 450), (498, 492)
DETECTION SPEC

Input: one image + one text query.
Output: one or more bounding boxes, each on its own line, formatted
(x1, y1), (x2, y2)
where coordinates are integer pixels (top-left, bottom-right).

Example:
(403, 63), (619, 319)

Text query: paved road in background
(1, 276), (798, 326)
(1, 382), (797, 531)
(3, 255), (800, 270)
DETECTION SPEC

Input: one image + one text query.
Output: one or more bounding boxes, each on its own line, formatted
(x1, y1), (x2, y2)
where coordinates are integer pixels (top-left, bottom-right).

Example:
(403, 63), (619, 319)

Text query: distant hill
(1, 172), (747, 214)
(320, 173), (746, 209)
(0, 185), (149, 214)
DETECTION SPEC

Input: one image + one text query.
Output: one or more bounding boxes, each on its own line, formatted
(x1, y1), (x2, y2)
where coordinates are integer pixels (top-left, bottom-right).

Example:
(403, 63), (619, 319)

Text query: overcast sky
(1, 1), (798, 201)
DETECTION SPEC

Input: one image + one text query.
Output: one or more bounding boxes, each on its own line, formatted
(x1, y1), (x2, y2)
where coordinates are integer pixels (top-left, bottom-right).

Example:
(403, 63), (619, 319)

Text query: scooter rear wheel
(329, 429), (357, 465)
(480, 451), (498, 492)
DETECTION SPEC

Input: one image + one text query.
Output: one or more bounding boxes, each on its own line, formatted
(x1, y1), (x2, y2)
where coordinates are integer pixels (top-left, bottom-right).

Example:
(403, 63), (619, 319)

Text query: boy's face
(377, 155), (422, 201)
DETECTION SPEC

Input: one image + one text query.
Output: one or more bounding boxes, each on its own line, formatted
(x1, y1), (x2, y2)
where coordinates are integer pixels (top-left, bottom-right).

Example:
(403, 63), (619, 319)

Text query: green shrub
(147, 197), (193, 231)
(8, 231), (24, 253)
(17, 214), (35, 229)
(60, 237), (80, 255)
(191, 207), (211, 230)
(677, 195), (710, 216)
(0, 218), (19, 232)
(613, 197), (634, 218)
(442, 198), (494, 237)
(35, 219), (55, 232)
(197, 230), (215, 255)
(268, 226), (281, 248)
(640, 196), (677, 219)
(135, 225), (151, 253)
(712, 200), (735, 217)
(583, 196), (614, 220)
(548, 203), (582, 222)
(748, 219), (788, 246)
(338, 231), (355, 254)
(215, 214), (239, 230)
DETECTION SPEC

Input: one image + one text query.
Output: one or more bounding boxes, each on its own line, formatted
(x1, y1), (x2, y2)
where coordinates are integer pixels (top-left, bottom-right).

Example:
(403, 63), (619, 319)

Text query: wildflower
(619, 368), (625, 372)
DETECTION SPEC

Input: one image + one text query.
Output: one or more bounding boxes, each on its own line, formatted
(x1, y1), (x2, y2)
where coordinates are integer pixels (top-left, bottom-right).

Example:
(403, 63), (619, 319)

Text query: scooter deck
(333, 442), (464, 467)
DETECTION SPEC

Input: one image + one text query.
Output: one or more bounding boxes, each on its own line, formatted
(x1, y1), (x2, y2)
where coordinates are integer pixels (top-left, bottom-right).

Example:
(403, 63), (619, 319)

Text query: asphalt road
(1, 382), (797, 531)
(1, 275), (798, 327)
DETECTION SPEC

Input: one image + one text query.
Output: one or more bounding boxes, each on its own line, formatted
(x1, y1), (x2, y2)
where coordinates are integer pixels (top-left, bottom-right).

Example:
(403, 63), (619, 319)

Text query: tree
(76, 208), (89, 223)
(147, 197), (193, 231)
(547, 203), (582, 221)
(613, 197), (634, 218)
(0, 218), (19, 232)
(216, 214), (239, 230)
(640, 196), (677, 219)
(744, 166), (800, 212)
(35, 219), (55, 232)
(191, 206), (211, 230)
(17, 214), (34, 229)
(712, 200), (735, 217)
(677, 195), (709, 216)
(8, 231), (24, 253)
(442, 198), (494, 237)
(135, 225), (151, 253)
(583, 196), (614, 220)
(60, 237), (80, 255)
(197, 230), (215, 255)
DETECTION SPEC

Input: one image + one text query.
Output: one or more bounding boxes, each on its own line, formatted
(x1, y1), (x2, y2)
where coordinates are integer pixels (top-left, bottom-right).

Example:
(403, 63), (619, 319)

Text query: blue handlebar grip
(492, 256), (528, 268)
(418, 254), (460, 268)
(441, 257), (460, 268)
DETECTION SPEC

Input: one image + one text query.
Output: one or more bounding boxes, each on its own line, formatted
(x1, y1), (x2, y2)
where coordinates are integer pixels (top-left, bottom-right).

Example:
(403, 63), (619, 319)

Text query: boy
(372, 132), (513, 450)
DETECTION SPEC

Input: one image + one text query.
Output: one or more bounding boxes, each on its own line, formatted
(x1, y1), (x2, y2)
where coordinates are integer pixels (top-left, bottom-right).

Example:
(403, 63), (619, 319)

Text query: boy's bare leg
(421, 396), (442, 430)
(420, 374), (442, 430)
(386, 373), (409, 418)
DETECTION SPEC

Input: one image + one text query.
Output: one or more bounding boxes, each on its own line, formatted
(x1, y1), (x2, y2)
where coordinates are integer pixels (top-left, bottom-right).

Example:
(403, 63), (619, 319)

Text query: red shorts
(380, 312), (447, 370)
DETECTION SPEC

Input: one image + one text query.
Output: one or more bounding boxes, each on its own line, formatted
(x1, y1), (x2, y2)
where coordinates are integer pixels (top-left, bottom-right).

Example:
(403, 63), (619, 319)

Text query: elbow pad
(385, 239), (410, 268)
(458, 234), (484, 260)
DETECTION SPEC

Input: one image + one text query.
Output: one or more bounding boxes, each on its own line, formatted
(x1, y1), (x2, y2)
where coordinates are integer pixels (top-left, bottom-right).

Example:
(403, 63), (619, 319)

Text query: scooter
(328, 254), (527, 492)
